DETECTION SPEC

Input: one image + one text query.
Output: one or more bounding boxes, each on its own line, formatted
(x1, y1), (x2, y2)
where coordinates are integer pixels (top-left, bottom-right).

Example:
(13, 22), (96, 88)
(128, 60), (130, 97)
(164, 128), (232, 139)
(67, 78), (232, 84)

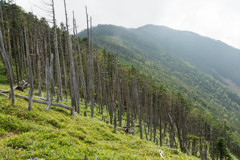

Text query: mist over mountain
(81, 24), (240, 93)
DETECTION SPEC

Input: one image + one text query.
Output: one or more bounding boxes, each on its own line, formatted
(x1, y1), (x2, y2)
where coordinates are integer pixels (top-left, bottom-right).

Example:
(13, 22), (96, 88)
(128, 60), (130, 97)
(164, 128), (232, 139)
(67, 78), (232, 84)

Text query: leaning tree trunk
(0, 31), (15, 106)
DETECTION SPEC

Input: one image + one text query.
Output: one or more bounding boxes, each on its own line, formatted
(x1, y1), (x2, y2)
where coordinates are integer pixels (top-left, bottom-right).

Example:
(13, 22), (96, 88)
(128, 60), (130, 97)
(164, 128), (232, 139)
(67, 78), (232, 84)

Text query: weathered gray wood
(73, 15), (88, 110)
(59, 30), (68, 102)
(15, 94), (73, 110)
(150, 77), (153, 141)
(115, 54), (122, 127)
(125, 79), (131, 129)
(36, 41), (42, 97)
(45, 57), (49, 101)
(0, 31), (15, 106)
(51, 0), (63, 102)
(113, 95), (117, 134)
(64, 0), (79, 115)
(86, 11), (95, 117)
(24, 27), (34, 111)
(96, 50), (102, 113)
(46, 53), (54, 110)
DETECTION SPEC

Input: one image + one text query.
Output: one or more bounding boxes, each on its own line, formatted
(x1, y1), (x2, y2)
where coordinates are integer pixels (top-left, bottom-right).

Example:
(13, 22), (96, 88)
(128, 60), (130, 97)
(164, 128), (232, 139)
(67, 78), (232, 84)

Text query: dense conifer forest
(0, 1), (239, 159)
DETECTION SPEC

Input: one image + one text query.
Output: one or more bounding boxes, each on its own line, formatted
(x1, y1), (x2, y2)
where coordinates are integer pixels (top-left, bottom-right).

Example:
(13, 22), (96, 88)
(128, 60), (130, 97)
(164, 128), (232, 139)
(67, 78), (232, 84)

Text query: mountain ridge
(84, 24), (240, 93)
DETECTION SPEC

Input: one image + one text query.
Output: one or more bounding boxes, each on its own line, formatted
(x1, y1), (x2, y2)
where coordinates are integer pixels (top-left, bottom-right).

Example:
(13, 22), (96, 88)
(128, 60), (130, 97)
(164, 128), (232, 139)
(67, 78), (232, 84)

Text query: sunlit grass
(0, 83), (199, 160)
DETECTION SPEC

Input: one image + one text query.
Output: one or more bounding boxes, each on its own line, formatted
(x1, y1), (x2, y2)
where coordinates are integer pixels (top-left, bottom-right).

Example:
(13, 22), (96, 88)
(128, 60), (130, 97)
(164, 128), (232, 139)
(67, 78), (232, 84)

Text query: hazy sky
(15, 0), (240, 49)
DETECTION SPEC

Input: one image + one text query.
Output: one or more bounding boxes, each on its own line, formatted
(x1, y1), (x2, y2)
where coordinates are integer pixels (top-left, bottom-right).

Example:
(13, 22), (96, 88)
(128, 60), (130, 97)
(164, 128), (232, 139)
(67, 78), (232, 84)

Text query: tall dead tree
(150, 77), (153, 141)
(63, 0), (78, 115)
(24, 27), (34, 110)
(51, 0), (63, 102)
(133, 70), (142, 139)
(0, 31), (14, 106)
(96, 49), (102, 113)
(73, 12), (88, 109)
(45, 57), (49, 101)
(115, 54), (122, 127)
(59, 29), (68, 102)
(85, 8), (95, 117)
(46, 53), (54, 110)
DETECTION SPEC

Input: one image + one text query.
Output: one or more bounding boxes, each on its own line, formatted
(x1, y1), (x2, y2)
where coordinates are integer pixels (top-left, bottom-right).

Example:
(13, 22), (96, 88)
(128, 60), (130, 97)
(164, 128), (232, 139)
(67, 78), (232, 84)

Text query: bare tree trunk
(63, 0), (78, 115)
(51, 0), (63, 102)
(113, 92), (117, 134)
(144, 86), (148, 140)
(45, 57), (49, 101)
(36, 41), (42, 96)
(7, 28), (14, 82)
(59, 32), (68, 102)
(13, 36), (20, 85)
(89, 16), (95, 117)
(126, 79), (131, 129)
(0, 31), (14, 106)
(96, 50), (102, 113)
(73, 15), (88, 109)
(24, 28), (34, 111)
(115, 54), (122, 127)
(133, 71), (142, 139)
(46, 53), (54, 110)
(150, 77), (153, 141)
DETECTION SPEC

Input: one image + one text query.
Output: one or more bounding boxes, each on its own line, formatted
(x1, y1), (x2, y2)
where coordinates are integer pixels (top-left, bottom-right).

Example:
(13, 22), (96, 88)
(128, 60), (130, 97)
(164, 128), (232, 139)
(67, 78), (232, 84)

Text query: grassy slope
(0, 83), (198, 160)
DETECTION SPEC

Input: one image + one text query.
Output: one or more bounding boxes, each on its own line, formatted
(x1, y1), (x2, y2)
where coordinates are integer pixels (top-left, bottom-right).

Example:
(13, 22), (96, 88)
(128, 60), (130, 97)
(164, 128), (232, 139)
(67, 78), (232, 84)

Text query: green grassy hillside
(0, 84), (197, 160)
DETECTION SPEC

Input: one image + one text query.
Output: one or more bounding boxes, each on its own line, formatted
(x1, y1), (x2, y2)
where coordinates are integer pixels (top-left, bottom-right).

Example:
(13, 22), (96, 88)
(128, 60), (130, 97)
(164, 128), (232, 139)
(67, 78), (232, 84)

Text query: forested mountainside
(80, 25), (240, 158)
(83, 24), (240, 93)
(79, 24), (240, 132)
(0, 1), (239, 159)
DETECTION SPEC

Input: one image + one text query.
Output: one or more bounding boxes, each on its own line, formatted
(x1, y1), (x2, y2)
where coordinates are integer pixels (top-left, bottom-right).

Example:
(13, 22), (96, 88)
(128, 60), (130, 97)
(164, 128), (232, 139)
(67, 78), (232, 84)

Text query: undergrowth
(0, 83), (199, 160)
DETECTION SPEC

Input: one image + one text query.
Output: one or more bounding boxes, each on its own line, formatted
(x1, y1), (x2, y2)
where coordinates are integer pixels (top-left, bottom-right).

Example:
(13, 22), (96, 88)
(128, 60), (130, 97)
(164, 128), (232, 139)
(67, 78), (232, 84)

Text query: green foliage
(0, 61), (8, 84)
(217, 137), (226, 159)
(0, 84), (198, 159)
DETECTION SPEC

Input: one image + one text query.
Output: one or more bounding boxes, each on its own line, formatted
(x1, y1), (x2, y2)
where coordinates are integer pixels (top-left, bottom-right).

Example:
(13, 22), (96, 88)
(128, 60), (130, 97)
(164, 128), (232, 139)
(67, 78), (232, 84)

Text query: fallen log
(15, 94), (73, 111)
(0, 92), (8, 97)
(0, 89), (9, 93)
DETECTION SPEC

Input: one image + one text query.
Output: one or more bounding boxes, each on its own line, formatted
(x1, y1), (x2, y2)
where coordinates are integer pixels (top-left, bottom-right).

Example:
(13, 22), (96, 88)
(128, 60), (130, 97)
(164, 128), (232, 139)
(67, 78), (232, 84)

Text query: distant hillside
(79, 24), (240, 135)
(80, 24), (240, 93)
(137, 25), (240, 93)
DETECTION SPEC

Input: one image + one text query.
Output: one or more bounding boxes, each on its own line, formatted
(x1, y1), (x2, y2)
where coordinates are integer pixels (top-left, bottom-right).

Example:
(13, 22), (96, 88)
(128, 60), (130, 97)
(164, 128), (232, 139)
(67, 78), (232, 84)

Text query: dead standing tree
(24, 27), (34, 111)
(72, 12), (88, 109)
(63, 0), (78, 115)
(85, 7), (95, 117)
(0, 31), (14, 106)
(115, 54), (122, 127)
(51, 0), (63, 102)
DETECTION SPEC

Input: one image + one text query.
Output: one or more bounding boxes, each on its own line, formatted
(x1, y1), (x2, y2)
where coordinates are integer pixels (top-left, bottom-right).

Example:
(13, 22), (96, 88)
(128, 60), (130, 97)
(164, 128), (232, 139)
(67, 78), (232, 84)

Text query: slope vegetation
(0, 84), (196, 160)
